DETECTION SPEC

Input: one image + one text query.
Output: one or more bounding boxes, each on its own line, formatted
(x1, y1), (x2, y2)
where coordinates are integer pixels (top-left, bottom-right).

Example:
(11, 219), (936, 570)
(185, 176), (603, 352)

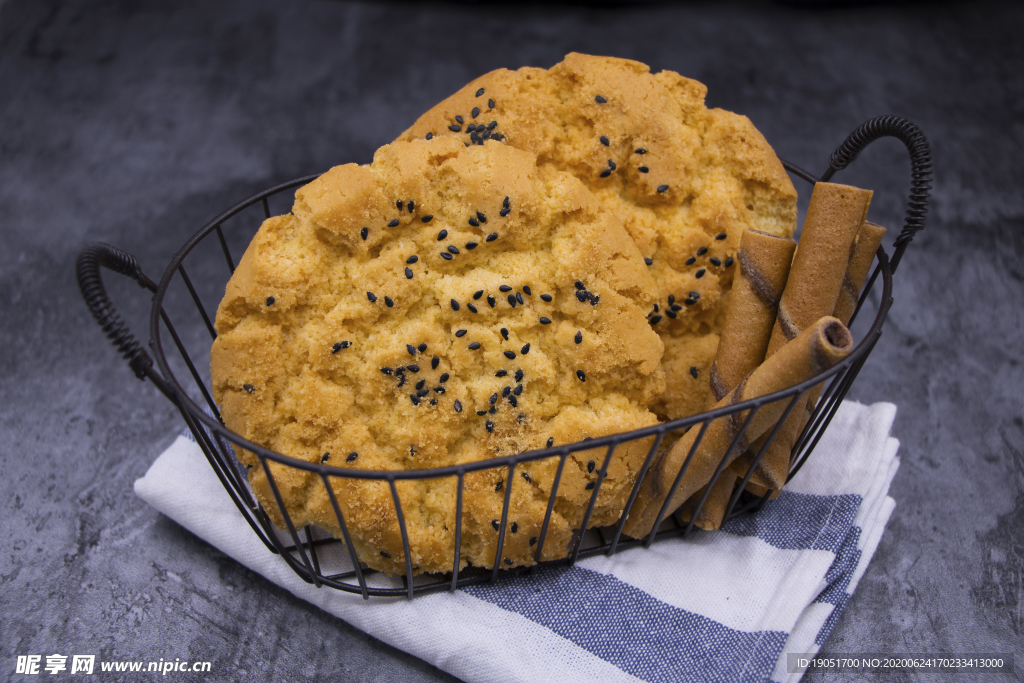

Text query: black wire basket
(77, 116), (930, 599)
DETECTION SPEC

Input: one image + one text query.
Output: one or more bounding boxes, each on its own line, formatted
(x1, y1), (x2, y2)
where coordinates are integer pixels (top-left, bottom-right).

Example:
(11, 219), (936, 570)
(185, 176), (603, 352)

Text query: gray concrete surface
(1, 1), (1021, 681)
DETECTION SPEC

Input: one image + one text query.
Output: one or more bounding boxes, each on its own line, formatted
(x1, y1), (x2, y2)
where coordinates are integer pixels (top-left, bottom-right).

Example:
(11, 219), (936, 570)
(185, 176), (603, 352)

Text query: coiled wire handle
(76, 242), (158, 380)
(820, 115), (931, 273)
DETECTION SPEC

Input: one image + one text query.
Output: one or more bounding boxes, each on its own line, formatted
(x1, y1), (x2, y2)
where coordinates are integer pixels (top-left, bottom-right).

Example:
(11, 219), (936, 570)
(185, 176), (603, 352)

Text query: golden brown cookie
(210, 137), (665, 575)
(398, 52), (798, 422)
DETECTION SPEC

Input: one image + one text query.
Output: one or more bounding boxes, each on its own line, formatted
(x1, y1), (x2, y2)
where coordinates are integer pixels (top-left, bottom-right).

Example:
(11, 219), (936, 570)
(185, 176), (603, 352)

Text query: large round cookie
(398, 52), (798, 421)
(210, 137), (665, 575)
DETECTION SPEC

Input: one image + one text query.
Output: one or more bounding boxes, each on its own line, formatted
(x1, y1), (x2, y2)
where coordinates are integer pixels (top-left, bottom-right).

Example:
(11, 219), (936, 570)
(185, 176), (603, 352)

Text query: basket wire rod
(157, 307), (222, 426)
(722, 395), (801, 521)
(490, 463), (518, 583)
(214, 225), (235, 273)
(255, 454), (319, 584)
(570, 443), (617, 566)
(789, 334), (879, 480)
(790, 356), (865, 476)
(450, 471), (465, 592)
(175, 405), (280, 554)
(321, 474), (370, 599)
(607, 431), (665, 555)
(176, 264), (217, 340)
(683, 407), (759, 536)
(848, 258), (884, 329)
(303, 525), (324, 587)
(789, 366), (848, 461)
(262, 197), (271, 219)
(387, 478), (415, 599)
(211, 432), (259, 510)
(643, 420), (710, 548)
(534, 451), (569, 563)
(780, 159), (822, 185)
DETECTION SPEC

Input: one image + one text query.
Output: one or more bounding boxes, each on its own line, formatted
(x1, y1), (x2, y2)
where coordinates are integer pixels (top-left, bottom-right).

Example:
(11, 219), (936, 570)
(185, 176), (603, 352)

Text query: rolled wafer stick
(622, 317), (854, 539)
(740, 182), (871, 491)
(737, 220), (888, 498)
(695, 229), (796, 529)
(680, 471), (739, 530)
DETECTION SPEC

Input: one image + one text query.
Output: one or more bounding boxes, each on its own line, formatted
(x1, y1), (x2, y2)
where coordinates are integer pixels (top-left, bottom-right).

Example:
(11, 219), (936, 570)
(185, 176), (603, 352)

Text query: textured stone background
(1, 1), (1021, 681)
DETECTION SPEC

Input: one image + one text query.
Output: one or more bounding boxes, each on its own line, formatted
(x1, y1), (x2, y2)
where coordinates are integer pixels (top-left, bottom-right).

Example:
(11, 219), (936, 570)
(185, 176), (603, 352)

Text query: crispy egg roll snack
(623, 316), (854, 539)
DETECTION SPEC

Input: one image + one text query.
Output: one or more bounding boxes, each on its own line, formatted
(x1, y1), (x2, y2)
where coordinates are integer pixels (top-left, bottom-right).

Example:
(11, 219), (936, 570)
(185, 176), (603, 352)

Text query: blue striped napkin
(135, 400), (899, 683)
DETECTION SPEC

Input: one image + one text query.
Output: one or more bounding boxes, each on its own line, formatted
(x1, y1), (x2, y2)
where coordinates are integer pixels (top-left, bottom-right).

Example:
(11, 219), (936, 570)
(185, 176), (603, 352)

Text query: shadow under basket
(77, 116), (930, 599)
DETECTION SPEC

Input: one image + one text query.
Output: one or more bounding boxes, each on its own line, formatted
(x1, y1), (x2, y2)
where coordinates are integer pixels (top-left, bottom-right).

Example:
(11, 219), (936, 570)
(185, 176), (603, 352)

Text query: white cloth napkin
(135, 400), (899, 683)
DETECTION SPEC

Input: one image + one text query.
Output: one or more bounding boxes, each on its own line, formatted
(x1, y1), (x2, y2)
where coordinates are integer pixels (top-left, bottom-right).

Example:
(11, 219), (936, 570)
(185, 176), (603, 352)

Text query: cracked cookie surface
(210, 137), (664, 575)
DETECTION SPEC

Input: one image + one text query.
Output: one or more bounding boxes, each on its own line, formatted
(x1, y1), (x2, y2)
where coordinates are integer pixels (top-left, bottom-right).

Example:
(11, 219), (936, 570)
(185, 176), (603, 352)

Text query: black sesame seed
(385, 296), (394, 308)
(407, 365), (420, 372)
(725, 257), (735, 268)
(332, 342), (343, 354)
(511, 522), (518, 533)
(418, 343), (427, 353)
(514, 384), (523, 396)
(407, 344), (417, 356)
(434, 385), (445, 394)
(429, 399), (437, 405)
(408, 200), (415, 212)
(477, 211), (487, 222)
(587, 460), (595, 473)
(541, 293), (552, 302)
(515, 369), (523, 382)
(472, 106), (480, 118)
(540, 317), (552, 325)
(507, 294), (517, 308)
(486, 232), (497, 242)
(638, 166), (649, 173)
(397, 200), (403, 210)
(454, 399), (463, 413)
(671, 304), (682, 312)
(477, 410), (487, 416)
(469, 217), (480, 227)
(635, 148), (647, 154)
(608, 160), (617, 170)
(381, 551), (391, 558)
(576, 369), (586, 382)
(576, 290), (588, 303)
(441, 252), (453, 261)
(487, 295), (496, 308)
(416, 379), (426, 390)
(243, 384), (255, 393)
(466, 242), (479, 250)
(406, 255), (418, 264)
(666, 310), (677, 319)
(504, 350), (516, 360)
(367, 292), (377, 303)
(546, 437), (554, 449)
(690, 366), (699, 379)
(388, 219), (399, 227)
(476, 87), (485, 96)
(696, 269), (706, 279)
(410, 394), (420, 405)
(361, 227), (369, 240)
(439, 374), (450, 384)
(684, 298), (696, 306)
(504, 558), (513, 566)
(501, 328), (509, 340)
(425, 132), (433, 140)
(265, 296), (275, 306)
(600, 135), (610, 146)
(455, 329), (468, 338)
(575, 281), (586, 291)
(644, 257), (653, 266)
(422, 215), (433, 223)
(488, 121), (498, 130)
(381, 367), (393, 375)
(600, 170), (611, 178)
(455, 115), (464, 123)
(469, 342), (481, 350)
(716, 233), (727, 240)
(499, 285), (512, 292)
(595, 95), (607, 104)
(522, 286), (531, 296)
(406, 267), (414, 279)
(697, 247), (708, 256)
(691, 291), (702, 300)
(468, 303), (478, 313)
(514, 292), (523, 305)
(529, 536), (538, 546)
(486, 421), (495, 433)
(668, 294), (675, 305)
(657, 184), (669, 193)
(650, 315), (663, 324)
(686, 257), (697, 266)
(417, 388), (429, 398)
(502, 386), (511, 398)
(521, 343), (530, 355)
(496, 370), (508, 377)
(437, 229), (448, 240)
(489, 405), (497, 414)
(448, 245), (460, 254)
(495, 480), (503, 492)
(709, 257), (722, 267)
(432, 356), (440, 369)
(585, 481), (596, 490)
(574, 331), (583, 344)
